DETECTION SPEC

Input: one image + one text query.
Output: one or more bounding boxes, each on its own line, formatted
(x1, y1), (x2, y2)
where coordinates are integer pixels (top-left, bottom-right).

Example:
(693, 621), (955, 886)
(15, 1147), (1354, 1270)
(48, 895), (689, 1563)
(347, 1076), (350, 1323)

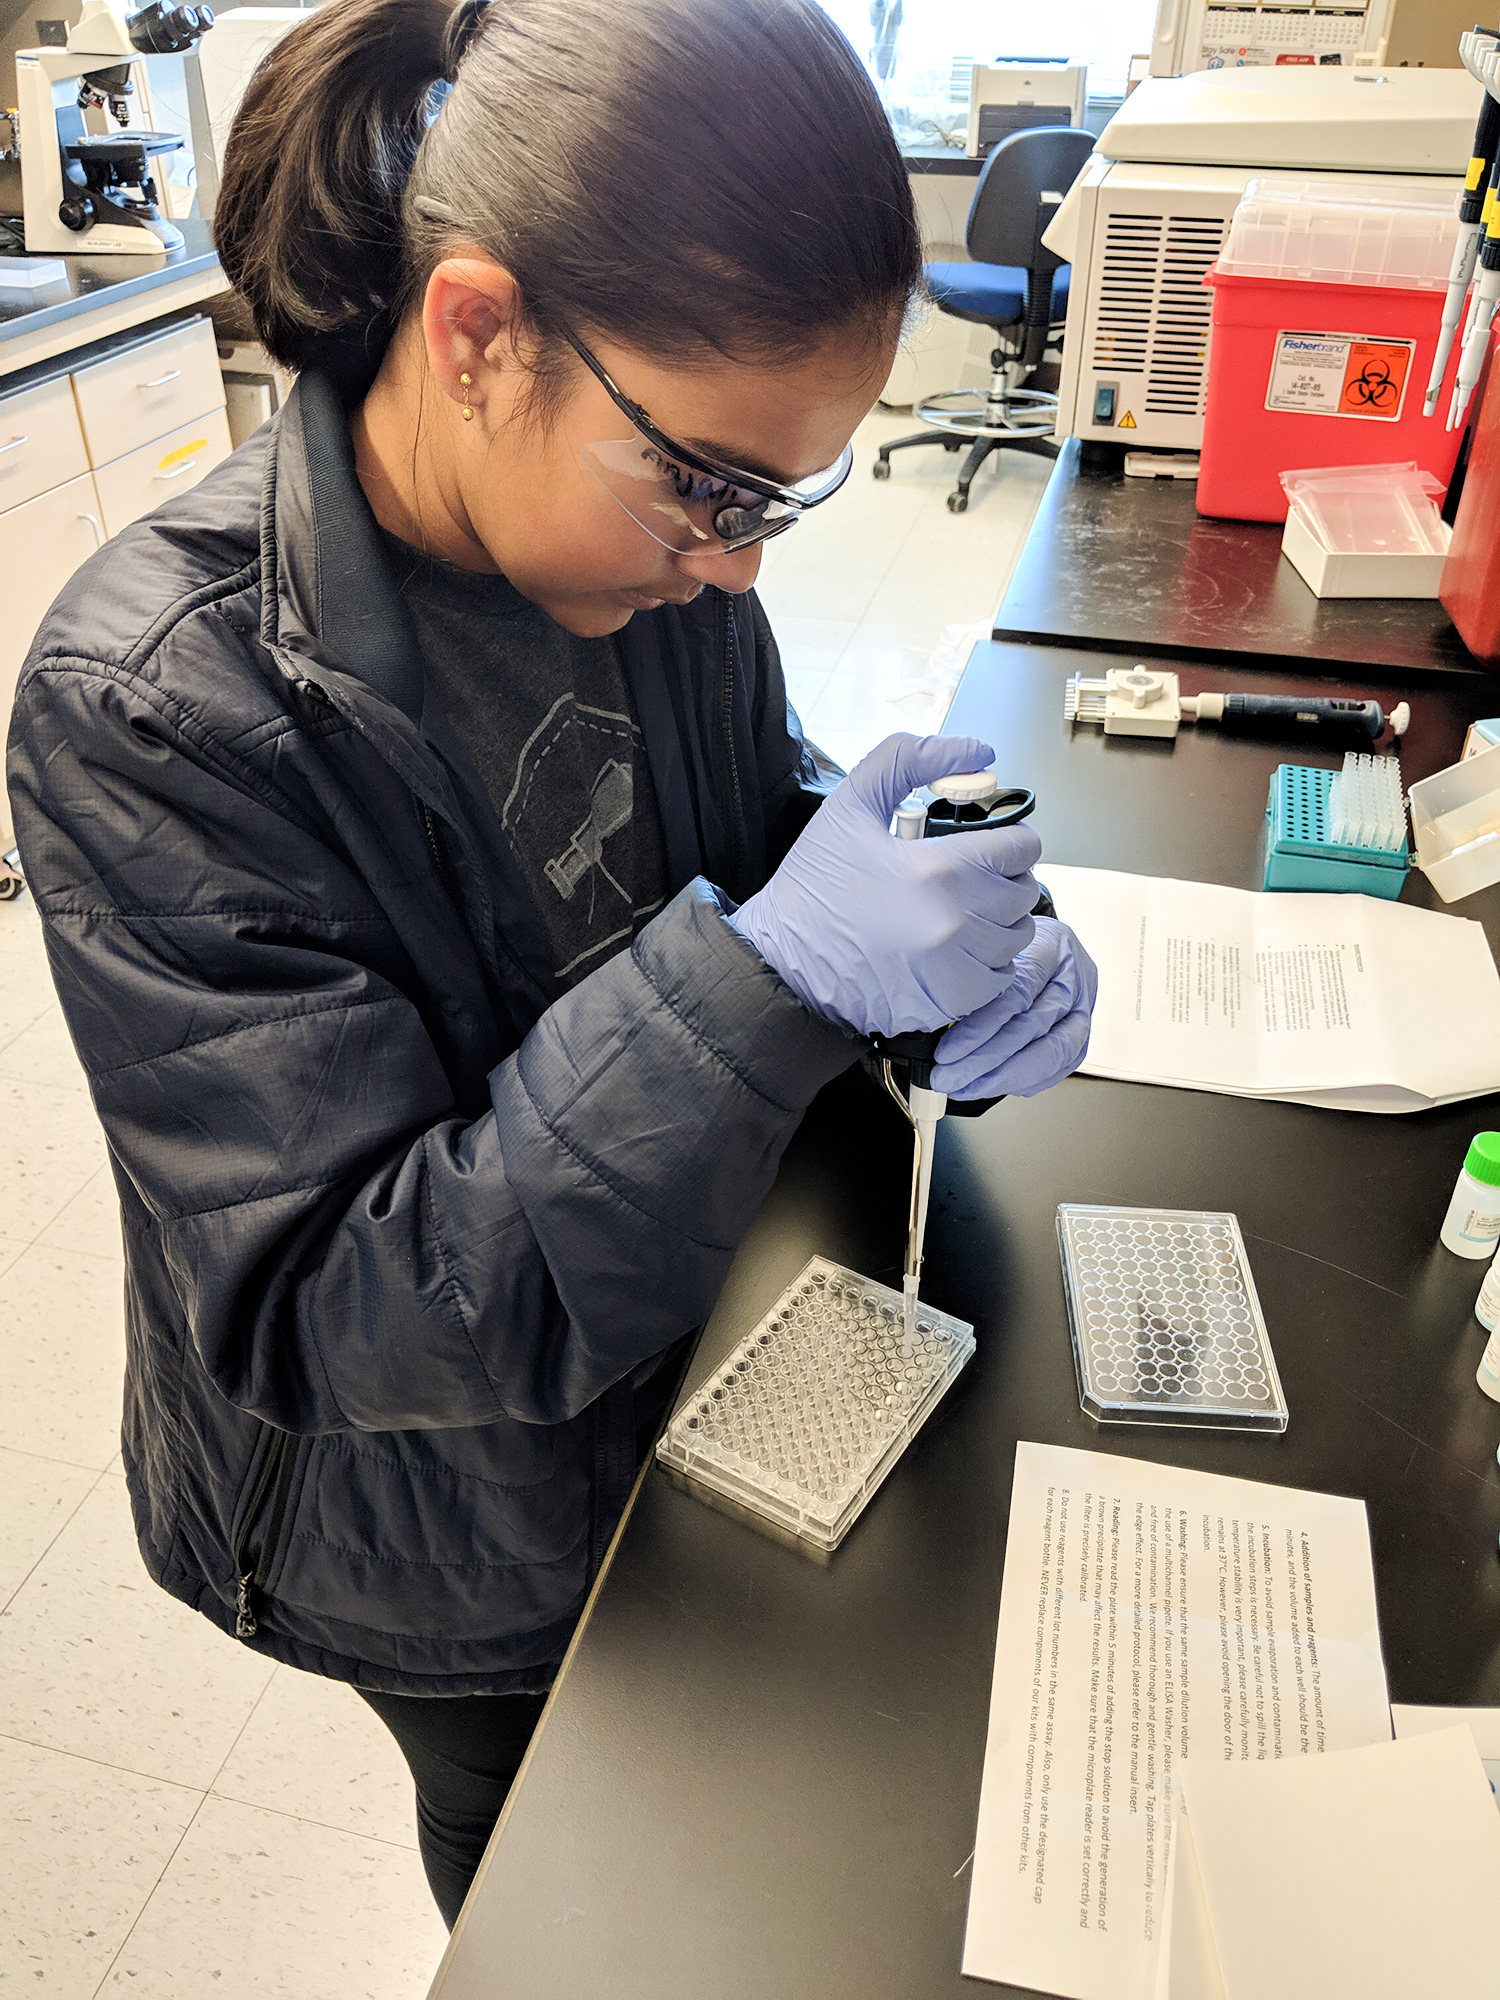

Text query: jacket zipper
(590, 1399), (612, 1576)
(717, 592), (746, 895)
(233, 1428), (299, 1639)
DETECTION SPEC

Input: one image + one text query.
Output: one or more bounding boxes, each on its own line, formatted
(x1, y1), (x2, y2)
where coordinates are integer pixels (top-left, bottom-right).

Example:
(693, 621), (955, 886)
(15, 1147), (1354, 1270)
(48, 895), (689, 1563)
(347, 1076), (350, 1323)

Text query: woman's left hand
(932, 917), (1097, 1100)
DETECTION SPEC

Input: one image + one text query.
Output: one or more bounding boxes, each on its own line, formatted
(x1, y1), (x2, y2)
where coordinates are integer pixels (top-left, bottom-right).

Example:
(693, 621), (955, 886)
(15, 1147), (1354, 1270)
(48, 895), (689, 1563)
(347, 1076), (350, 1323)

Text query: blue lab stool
(875, 125), (1094, 513)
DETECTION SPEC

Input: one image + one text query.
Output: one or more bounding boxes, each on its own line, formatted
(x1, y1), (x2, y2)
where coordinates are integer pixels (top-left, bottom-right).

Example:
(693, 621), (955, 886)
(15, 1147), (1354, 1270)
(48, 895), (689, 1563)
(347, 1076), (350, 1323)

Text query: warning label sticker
(1265, 331), (1415, 421)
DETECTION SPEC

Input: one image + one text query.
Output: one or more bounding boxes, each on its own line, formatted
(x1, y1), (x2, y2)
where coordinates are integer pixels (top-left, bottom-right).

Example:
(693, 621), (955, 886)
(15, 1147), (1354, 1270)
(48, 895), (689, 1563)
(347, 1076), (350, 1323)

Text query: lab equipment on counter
(1477, 1311), (1500, 1401)
(654, 1257), (974, 1554)
(1279, 463), (1451, 598)
(1262, 756), (1410, 899)
(1057, 1203), (1287, 1433)
(1445, 32), (1500, 429)
(1423, 33), (1500, 417)
(1464, 720), (1500, 758)
(1440, 1132), (1500, 1258)
(1408, 741), (1500, 903)
(1198, 178), (1465, 522)
(1044, 66), (1474, 455)
(877, 770), (1038, 1336)
(14, 0), (214, 255)
(1065, 666), (1407, 744)
(1474, 1246), (1500, 1335)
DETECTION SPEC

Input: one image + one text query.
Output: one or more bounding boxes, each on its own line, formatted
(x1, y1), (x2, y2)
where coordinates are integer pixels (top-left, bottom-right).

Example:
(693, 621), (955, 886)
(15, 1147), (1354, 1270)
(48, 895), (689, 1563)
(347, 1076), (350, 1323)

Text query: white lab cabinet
(1, 315), (228, 846)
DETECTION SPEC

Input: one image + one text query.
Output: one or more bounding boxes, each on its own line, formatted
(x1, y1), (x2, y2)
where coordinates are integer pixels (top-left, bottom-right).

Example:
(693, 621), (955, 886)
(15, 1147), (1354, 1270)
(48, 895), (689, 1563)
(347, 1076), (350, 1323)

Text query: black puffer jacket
(6, 368), (857, 1694)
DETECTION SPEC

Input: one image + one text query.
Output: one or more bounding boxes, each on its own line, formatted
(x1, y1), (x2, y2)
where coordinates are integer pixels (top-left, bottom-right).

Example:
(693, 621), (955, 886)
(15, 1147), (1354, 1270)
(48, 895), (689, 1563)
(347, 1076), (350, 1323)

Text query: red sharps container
(1197, 176), (1465, 523)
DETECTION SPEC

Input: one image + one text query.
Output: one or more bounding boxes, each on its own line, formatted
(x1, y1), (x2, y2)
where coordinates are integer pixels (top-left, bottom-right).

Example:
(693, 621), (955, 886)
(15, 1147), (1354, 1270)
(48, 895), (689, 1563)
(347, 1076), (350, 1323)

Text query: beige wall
(1386, 0), (1474, 68)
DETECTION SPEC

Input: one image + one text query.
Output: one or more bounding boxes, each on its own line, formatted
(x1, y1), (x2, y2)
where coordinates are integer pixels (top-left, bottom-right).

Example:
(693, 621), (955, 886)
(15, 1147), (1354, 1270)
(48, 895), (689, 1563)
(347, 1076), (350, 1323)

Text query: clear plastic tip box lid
(656, 1257), (975, 1554)
(1057, 1206), (1287, 1434)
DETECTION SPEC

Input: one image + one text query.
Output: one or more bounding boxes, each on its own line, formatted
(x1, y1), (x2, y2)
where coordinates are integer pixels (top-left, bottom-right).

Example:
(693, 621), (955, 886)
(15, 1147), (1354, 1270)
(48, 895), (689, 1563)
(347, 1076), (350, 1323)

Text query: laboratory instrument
(1476, 1322), (1500, 1403)
(1044, 67), (1474, 454)
(1423, 36), (1500, 417)
(876, 771), (1039, 1338)
(1261, 756), (1409, 898)
(1445, 29), (1500, 429)
(1065, 666), (1408, 745)
(1056, 1204), (1287, 1433)
(14, 0), (214, 255)
(1439, 1132), (1500, 1259)
(965, 60), (1085, 160)
(655, 1256), (975, 1554)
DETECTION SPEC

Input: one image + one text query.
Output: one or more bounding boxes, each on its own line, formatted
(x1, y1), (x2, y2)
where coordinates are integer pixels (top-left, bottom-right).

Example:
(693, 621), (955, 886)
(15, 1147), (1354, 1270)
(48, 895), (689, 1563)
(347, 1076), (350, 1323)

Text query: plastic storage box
(1279, 463), (1450, 598)
(1409, 742), (1500, 904)
(1262, 763), (1409, 898)
(1198, 178), (1464, 523)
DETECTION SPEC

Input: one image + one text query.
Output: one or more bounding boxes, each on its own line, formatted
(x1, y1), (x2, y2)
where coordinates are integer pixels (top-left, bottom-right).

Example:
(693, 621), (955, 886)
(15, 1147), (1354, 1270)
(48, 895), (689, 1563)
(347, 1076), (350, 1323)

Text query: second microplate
(1057, 1204), (1287, 1433)
(656, 1256), (975, 1553)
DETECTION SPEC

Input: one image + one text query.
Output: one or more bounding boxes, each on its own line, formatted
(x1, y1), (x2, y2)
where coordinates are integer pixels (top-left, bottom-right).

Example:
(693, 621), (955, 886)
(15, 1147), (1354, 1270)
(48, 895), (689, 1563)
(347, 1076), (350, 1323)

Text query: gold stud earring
(459, 372), (474, 422)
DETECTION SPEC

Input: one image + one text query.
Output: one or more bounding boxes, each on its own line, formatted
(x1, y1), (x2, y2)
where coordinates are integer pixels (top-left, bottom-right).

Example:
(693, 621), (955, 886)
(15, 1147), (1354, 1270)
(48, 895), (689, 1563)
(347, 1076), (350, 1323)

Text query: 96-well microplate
(1057, 1205), (1287, 1433)
(656, 1256), (975, 1553)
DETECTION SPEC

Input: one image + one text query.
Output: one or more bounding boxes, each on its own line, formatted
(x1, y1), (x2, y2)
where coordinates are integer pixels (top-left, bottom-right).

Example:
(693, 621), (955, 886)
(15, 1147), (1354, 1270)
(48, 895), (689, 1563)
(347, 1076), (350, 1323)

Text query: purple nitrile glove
(728, 733), (1041, 1038)
(931, 917), (1097, 1100)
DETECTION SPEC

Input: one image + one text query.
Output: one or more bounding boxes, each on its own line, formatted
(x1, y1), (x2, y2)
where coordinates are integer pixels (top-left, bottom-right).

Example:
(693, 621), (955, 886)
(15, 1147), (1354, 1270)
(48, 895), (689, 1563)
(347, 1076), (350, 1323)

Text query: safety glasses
(566, 331), (853, 556)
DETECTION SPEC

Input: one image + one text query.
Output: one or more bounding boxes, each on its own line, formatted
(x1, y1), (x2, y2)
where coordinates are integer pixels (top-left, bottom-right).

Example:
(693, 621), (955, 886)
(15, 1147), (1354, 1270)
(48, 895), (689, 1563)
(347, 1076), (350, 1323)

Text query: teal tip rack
(1262, 762), (1410, 899)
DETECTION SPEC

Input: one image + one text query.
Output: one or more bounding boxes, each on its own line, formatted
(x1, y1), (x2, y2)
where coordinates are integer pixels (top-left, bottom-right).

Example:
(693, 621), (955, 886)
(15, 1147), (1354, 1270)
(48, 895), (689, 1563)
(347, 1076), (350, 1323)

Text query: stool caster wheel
(944, 439), (961, 452)
(947, 491), (968, 514)
(872, 458), (891, 480)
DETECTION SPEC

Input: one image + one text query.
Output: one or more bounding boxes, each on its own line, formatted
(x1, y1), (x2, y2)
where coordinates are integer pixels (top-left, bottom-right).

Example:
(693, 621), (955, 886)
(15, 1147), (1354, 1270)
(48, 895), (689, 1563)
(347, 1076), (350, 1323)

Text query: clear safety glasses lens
(580, 430), (849, 555)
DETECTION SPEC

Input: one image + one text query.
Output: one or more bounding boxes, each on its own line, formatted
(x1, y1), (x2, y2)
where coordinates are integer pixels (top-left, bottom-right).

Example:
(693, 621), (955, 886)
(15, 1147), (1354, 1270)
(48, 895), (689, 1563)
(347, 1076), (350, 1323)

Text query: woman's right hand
(728, 733), (1041, 1038)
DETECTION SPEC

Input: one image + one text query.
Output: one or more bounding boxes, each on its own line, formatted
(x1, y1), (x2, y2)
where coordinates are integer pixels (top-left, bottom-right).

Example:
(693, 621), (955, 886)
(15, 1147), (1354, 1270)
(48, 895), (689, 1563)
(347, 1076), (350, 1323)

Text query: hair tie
(441, 0), (489, 84)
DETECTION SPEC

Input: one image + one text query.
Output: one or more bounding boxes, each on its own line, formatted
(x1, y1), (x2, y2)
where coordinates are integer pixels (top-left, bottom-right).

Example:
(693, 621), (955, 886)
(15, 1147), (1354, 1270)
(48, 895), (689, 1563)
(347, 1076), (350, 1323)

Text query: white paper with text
(1042, 864), (1500, 1113)
(961, 1443), (1392, 1998)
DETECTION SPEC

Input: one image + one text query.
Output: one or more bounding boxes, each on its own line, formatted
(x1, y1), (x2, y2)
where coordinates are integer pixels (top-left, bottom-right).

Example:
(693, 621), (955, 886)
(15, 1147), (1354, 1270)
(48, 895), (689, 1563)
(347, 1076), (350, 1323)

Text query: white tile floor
(0, 401), (1048, 1996)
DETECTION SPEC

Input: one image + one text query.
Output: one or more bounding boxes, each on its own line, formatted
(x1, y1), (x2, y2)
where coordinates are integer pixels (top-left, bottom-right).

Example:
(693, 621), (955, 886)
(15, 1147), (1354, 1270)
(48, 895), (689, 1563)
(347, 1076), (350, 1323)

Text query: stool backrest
(965, 126), (1095, 275)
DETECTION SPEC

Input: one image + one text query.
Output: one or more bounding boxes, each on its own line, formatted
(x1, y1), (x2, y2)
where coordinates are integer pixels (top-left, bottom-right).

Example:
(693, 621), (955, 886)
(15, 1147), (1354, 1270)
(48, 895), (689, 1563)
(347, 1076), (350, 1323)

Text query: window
(819, 0), (1159, 139)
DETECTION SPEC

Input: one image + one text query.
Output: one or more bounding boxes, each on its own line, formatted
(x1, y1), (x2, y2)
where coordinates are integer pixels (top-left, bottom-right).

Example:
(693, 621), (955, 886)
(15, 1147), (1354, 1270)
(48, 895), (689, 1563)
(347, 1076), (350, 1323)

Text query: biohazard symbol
(1118, 410), (1137, 429)
(1336, 339), (1411, 419)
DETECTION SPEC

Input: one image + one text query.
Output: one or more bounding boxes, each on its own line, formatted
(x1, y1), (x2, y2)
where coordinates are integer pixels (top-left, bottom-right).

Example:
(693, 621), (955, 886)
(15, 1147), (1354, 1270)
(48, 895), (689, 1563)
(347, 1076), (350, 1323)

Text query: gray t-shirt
(381, 530), (669, 992)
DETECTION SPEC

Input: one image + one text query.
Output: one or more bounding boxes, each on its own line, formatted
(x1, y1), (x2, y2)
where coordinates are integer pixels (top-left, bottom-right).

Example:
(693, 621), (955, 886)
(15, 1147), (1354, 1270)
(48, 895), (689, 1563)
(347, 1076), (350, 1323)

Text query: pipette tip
(903, 1274), (919, 1339)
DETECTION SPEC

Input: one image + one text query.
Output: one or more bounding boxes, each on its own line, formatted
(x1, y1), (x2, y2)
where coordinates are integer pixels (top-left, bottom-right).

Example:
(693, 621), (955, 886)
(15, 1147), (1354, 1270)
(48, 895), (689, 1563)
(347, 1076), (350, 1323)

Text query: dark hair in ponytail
(215, 0), (921, 381)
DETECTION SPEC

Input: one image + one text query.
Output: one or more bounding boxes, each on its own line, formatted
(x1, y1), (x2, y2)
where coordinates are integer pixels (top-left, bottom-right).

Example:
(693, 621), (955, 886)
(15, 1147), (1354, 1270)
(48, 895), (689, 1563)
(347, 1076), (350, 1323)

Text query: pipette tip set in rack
(1263, 751), (1411, 898)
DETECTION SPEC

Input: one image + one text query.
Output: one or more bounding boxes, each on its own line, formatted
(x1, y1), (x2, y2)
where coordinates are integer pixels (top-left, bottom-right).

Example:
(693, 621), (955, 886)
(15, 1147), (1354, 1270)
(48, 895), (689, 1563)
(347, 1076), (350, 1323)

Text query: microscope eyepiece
(127, 2), (214, 54)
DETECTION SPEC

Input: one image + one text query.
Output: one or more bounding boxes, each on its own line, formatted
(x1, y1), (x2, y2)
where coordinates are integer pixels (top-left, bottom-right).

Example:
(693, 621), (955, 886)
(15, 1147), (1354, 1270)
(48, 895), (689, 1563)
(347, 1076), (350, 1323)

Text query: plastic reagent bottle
(1477, 1253), (1500, 1401)
(1439, 1133), (1500, 1259)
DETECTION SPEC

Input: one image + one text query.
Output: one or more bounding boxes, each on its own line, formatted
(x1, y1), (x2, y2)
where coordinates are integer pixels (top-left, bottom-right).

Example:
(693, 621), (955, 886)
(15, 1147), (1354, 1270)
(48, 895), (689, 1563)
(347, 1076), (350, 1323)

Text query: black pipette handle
(1192, 693), (1391, 740)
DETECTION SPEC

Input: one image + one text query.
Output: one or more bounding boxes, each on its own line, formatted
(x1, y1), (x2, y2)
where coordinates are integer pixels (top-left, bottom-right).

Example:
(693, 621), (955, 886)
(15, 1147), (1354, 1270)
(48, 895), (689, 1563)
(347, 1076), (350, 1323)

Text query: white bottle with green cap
(1440, 1132), (1500, 1258)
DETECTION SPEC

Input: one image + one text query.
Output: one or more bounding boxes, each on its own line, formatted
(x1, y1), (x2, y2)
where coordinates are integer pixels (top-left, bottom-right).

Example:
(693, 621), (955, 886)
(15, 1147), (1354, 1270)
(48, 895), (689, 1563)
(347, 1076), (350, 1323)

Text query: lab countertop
(430, 641), (1500, 2000)
(0, 218), (223, 373)
(995, 440), (1483, 682)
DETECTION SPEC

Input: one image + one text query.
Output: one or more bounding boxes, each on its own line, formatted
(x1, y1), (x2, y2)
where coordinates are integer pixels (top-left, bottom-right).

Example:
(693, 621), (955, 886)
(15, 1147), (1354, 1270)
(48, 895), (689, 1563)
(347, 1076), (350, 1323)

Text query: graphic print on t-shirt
(501, 695), (665, 981)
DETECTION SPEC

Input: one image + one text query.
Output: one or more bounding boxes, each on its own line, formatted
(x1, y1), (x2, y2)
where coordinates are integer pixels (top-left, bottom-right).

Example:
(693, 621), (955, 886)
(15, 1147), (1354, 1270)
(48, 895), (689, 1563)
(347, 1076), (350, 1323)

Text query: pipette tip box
(1058, 1205), (1288, 1433)
(656, 1257), (975, 1554)
(1262, 763), (1409, 897)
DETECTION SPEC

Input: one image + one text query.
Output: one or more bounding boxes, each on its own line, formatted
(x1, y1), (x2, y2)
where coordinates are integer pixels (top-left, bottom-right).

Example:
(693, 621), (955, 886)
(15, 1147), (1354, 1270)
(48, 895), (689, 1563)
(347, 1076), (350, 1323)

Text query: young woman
(7, 0), (1094, 1927)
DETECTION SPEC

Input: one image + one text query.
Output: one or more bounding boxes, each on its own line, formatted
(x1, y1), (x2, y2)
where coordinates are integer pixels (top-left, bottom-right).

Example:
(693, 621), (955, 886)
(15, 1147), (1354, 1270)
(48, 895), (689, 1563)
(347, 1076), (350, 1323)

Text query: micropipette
(873, 773), (1042, 1336)
(1425, 46), (1500, 416)
(1180, 692), (1410, 741)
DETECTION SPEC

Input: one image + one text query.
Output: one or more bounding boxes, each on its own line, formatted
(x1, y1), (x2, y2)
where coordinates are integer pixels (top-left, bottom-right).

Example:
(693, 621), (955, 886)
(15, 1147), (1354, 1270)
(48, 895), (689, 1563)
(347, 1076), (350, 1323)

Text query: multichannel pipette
(1425, 39), (1500, 417)
(1445, 29), (1500, 429)
(1065, 667), (1409, 744)
(874, 773), (1041, 1336)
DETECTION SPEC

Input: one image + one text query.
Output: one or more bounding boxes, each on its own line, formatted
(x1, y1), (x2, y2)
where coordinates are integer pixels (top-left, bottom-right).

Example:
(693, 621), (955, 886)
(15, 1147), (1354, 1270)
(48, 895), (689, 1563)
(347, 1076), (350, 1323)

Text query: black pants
(358, 1686), (549, 1928)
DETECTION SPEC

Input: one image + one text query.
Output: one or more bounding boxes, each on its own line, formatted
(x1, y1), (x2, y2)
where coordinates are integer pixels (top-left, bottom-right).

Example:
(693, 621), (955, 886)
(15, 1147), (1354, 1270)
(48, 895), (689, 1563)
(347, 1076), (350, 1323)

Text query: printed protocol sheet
(961, 1443), (1392, 1999)
(1041, 864), (1500, 1113)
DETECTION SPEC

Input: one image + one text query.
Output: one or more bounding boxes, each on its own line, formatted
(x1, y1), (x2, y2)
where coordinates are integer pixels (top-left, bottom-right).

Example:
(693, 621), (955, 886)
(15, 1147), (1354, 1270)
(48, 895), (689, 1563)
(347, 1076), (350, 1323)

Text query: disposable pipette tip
(903, 1274), (920, 1338)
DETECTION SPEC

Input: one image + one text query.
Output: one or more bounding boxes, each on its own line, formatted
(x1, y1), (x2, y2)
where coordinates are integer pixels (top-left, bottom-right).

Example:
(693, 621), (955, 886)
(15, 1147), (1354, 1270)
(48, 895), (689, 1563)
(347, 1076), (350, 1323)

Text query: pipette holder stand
(1261, 763), (1409, 897)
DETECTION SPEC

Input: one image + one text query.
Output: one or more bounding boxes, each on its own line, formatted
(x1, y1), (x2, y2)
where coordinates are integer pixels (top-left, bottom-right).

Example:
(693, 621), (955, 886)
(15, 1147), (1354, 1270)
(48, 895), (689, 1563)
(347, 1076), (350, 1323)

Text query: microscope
(15, 0), (213, 256)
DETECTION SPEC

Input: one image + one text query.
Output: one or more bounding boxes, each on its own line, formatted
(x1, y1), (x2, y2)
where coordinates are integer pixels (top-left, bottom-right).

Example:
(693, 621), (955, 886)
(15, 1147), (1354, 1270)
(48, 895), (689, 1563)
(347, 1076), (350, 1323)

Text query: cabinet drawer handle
(153, 457), (200, 482)
(0, 433), (29, 455)
(77, 511), (104, 548)
(138, 368), (183, 389)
